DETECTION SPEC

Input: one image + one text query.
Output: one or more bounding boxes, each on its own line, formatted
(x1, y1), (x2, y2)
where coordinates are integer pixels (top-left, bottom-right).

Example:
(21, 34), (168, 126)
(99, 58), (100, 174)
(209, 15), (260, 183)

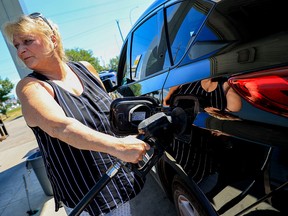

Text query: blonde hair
(3, 14), (67, 62)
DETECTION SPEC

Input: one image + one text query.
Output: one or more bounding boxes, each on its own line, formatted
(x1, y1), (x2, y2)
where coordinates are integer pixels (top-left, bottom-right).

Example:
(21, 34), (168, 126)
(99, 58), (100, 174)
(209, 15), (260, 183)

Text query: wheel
(172, 175), (212, 216)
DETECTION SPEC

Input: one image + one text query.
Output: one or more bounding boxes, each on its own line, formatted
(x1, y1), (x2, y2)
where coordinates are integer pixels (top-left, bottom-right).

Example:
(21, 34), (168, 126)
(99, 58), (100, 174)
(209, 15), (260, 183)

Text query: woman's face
(13, 33), (53, 70)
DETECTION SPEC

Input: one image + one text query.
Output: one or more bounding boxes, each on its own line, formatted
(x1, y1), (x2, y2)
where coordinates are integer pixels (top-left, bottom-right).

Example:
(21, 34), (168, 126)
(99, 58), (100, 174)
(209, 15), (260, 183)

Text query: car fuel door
(110, 96), (160, 136)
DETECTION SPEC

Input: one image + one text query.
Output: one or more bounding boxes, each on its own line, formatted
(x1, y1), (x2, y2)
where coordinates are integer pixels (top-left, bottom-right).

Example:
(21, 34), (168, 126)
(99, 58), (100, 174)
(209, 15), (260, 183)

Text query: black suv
(107, 0), (288, 215)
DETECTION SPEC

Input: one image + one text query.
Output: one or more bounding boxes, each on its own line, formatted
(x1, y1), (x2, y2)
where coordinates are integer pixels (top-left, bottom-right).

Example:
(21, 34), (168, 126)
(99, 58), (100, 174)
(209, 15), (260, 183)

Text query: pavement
(0, 116), (177, 216)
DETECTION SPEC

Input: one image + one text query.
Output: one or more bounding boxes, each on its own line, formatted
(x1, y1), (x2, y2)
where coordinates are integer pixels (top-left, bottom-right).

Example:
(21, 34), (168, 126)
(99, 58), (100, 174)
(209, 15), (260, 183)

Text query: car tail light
(228, 67), (288, 117)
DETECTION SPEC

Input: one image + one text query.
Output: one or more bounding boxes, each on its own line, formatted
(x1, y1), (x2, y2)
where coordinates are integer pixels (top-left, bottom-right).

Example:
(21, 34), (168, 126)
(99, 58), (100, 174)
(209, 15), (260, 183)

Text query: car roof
(135, 0), (222, 27)
(135, 0), (167, 25)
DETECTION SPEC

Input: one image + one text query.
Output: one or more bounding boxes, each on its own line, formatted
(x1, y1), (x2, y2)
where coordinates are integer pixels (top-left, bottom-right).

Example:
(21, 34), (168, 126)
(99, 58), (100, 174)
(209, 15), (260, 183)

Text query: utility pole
(115, 20), (124, 43)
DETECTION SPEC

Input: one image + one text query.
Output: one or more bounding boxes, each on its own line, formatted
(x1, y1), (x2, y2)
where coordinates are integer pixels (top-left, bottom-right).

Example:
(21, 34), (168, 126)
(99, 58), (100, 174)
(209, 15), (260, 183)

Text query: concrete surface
(0, 116), (177, 216)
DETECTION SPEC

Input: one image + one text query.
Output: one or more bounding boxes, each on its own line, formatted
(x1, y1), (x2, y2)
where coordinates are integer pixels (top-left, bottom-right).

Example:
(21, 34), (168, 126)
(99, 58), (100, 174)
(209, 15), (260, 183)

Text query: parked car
(106, 0), (288, 215)
(99, 71), (117, 86)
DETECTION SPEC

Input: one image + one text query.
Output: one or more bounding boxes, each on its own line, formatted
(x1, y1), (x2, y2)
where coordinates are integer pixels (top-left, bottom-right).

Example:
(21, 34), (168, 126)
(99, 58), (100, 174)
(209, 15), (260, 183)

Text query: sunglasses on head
(29, 12), (55, 35)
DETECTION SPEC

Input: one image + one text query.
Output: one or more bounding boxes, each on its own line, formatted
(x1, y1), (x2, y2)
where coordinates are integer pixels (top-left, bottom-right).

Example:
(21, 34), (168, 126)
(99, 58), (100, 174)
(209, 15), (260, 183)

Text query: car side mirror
(102, 79), (117, 92)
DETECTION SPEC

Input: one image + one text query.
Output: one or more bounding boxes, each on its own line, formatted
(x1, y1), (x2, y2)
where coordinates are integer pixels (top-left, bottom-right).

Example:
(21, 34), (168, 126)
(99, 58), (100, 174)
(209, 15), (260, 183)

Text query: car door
(117, 0), (214, 105)
(162, 0), (217, 104)
(116, 5), (170, 101)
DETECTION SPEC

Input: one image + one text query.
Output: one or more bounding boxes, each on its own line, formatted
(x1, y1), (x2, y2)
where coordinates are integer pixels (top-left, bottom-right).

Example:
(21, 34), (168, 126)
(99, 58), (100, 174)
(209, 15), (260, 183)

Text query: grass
(2, 107), (23, 122)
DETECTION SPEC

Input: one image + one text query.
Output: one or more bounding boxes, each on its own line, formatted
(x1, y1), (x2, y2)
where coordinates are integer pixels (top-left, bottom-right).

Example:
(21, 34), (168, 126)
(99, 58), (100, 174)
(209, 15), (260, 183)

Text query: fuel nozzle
(133, 112), (172, 177)
(137, 112), (172, 143)
(134, 109), (187, 177)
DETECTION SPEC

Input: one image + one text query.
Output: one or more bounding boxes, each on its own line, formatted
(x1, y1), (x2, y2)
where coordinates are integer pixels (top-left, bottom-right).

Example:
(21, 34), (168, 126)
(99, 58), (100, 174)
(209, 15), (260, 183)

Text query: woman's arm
(223, 82), (242, 112)
(16, 77), (149, 163)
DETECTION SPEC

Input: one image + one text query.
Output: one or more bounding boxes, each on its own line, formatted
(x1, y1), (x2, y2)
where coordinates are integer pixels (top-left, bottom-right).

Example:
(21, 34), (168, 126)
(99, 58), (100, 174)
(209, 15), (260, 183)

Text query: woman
(4, 13), (149, 216)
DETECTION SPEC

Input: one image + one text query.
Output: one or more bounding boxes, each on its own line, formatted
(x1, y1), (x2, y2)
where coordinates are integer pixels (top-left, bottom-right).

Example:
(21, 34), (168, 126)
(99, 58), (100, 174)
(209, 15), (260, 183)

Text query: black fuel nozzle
(132, 108), (187, 178)
(138, 112), (172, 142)
(132, 112), (173, 177)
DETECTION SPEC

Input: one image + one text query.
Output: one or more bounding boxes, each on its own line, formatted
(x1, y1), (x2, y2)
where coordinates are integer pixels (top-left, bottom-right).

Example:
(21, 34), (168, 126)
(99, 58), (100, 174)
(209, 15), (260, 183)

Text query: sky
(0, 0), (155, 97)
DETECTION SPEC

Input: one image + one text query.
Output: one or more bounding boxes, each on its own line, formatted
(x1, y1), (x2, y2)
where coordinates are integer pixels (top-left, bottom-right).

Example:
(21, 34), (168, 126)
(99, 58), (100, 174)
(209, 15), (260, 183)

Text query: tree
(0, 78), (14, 103)
(0, 77), (14, 117)
(65, 48), (104, 73)
(108, 56), (119, 71)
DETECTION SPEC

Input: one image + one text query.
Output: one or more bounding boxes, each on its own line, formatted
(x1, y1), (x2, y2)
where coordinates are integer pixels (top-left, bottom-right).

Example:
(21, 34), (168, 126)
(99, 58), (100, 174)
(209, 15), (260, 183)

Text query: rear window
(166, 0), (211, 65)
(181, 0), (288, 67)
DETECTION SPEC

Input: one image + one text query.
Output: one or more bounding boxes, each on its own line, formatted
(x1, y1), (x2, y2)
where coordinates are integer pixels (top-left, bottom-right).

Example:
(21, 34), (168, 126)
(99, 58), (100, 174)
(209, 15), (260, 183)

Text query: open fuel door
(110, 96), (160, 135)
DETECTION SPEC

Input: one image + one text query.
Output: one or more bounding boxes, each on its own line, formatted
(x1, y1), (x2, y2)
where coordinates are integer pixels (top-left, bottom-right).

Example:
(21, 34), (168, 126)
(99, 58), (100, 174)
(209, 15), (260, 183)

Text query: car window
(130, 10), (169, 80)
(166, 0), (210, 65)
(182, 24), (231, 64)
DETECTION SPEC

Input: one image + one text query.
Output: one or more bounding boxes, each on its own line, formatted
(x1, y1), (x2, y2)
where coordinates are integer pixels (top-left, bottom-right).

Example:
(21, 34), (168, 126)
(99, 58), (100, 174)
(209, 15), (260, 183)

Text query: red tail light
(228, 67), (288, 117)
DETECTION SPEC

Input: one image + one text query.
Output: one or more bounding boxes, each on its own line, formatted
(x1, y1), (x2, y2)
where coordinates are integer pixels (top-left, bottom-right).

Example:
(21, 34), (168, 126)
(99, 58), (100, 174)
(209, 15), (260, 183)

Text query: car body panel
(118, 71), (168, 98)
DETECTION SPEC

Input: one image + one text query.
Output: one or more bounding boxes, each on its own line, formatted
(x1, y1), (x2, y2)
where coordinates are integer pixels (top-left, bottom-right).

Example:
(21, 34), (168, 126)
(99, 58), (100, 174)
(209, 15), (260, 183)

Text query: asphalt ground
(0, 116), (177, 216)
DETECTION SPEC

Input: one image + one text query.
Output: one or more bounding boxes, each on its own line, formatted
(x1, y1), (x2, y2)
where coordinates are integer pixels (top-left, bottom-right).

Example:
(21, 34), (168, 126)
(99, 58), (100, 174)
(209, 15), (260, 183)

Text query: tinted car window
(131, 10), (168, 80)
(166, 1), (210, 65)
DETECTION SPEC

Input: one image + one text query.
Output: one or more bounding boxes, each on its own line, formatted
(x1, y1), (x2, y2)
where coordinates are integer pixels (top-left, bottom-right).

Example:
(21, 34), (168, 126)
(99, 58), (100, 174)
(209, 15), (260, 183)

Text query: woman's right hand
(114, 136), (150, 164)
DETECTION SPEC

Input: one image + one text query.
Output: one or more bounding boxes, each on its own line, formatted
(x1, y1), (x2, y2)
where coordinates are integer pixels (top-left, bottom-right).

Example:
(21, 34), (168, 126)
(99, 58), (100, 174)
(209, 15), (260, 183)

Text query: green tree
(0, 105), (9, 118)
(0, 77), (14, 117)
(0, 78), (14, 103)
(108, 56), (119, 71)
(65, 48), (104, 73)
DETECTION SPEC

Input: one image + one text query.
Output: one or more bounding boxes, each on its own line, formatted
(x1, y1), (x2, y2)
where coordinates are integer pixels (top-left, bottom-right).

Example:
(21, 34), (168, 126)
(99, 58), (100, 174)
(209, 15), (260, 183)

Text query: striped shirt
(28, 62), (145, 216)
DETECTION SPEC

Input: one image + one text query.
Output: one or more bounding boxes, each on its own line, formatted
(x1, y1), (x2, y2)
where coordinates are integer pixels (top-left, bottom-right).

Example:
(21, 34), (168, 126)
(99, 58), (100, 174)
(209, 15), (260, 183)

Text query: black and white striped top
(28, 62), (144, 216)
